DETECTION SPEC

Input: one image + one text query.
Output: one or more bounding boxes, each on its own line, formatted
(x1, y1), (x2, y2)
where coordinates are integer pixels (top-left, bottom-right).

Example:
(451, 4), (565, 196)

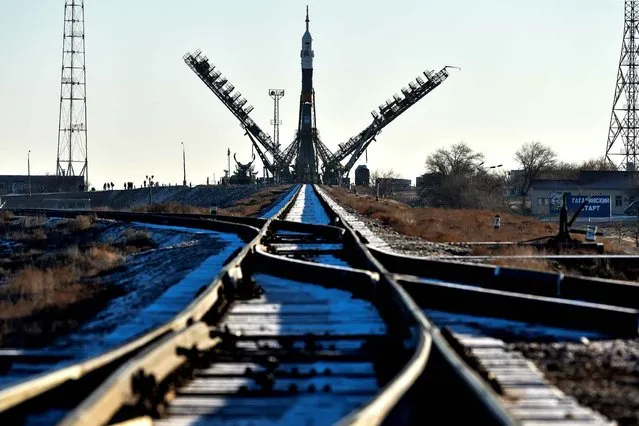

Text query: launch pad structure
(184, 6), (454, 184)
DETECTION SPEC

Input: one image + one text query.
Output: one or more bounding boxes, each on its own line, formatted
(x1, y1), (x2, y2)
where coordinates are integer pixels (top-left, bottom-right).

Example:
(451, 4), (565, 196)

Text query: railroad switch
(544, 193), (605, 253)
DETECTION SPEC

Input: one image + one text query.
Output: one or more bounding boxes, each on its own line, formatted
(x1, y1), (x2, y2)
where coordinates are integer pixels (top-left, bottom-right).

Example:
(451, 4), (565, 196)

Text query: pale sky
(0, 0), (626, 187)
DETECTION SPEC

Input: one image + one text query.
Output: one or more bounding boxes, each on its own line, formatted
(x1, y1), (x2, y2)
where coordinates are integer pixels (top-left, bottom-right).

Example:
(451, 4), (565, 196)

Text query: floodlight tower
(269, 89), (285, 150)
(56, 0), (89, 186)
(606, 0), (639, 170)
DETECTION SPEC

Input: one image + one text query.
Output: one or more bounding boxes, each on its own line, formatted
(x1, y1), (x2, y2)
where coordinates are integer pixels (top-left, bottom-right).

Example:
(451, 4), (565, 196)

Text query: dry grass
(471, 246), (555, 272)
(68, 215), (96, 232)
(0, 210), (15, 225)
(36, 244), (123, 278)
(119, 229), (156, 253)
(324, 186), (554, 243)
(129, 185), (293, 217)
(468, 245), (639, 280)
(219, 185), (293, 217)
(7, 227), (47, 242)
(0, 267), (93, 318)
(0, 213), (139, 347)
(18, 215), (48, 229)
(0, 244), (124, 346)
(133, 202), (210, 215)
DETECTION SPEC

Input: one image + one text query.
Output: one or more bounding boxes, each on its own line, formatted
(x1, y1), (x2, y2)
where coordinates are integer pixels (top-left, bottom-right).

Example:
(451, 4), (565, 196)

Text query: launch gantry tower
(184, 7), (453, 184)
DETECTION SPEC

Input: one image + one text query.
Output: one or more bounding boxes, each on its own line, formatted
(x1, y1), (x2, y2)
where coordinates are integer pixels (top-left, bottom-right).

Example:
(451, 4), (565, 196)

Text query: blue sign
(549, 193), (611, 218)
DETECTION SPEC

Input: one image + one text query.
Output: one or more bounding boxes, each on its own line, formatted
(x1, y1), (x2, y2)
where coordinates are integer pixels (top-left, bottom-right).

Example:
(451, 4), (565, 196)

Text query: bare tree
(579, 157), (617, 171)
(612, 221), (627, 246)
(419, 142), (505, 209)
(514, 142), (557, 210)
(372, 169), (399, 197)
(425, 142), (484, 177)
(541, 157), (616, 180)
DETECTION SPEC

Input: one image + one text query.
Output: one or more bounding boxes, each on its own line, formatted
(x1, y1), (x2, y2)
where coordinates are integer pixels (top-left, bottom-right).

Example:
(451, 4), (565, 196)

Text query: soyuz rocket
(295, 6), (318, 182)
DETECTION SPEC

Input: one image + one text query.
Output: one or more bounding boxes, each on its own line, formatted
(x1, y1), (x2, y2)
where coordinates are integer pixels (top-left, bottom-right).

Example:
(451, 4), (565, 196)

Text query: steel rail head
(0, 185), (304, 417)
(7, 208), (265, 240)
(58, 323), (219, 426)
(335, 329), (432, 426)
(251, 247), (381, 300)
(368, 245), (639, 311)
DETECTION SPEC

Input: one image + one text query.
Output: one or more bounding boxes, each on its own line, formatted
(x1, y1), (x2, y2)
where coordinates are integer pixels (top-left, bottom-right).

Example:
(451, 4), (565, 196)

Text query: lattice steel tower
(606, 0), (639, 171)
(56, 0), (88, 185)
(269, 89), (285, 150)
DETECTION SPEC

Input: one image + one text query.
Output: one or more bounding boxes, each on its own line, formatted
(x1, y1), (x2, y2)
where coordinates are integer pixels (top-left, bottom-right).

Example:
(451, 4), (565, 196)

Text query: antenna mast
(56, 0), (88, 186)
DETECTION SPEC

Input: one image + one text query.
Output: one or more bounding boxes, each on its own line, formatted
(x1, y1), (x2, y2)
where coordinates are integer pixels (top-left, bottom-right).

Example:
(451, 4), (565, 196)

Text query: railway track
(0, 184), (637, 424)
(0, 185), (505, 425)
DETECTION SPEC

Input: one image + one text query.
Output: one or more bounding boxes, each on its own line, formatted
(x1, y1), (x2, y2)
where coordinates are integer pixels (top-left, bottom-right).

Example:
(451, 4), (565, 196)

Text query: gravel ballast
(511, 339), (639, 425)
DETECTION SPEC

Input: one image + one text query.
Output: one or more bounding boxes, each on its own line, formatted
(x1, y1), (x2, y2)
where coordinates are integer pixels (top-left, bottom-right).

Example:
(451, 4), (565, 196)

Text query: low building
(0, 175), (85, 195)
(529, 171), (638, 216)
(376, 178), (412, 192)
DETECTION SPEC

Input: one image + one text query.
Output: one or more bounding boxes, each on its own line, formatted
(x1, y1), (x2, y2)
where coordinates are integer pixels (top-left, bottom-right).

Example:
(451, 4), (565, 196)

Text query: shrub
(122, 229), (155, 249)
(0, 210), (15, 225)
(68, 215), (96, 232)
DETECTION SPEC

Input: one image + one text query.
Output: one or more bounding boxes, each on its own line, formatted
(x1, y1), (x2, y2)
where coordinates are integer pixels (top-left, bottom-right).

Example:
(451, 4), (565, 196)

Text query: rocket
(295, 5), (317, 181)
(300, 5), (314, 129)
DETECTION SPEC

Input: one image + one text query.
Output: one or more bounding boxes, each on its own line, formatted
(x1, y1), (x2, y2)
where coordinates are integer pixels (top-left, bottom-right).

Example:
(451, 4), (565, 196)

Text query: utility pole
(28, 150), (31, 196)
(181, 142), (186, 186)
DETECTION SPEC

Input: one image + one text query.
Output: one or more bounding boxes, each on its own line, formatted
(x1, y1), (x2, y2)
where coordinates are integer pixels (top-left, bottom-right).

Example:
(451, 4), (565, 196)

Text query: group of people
(102, 181), (137, 190)
(99, 181), (198, 191)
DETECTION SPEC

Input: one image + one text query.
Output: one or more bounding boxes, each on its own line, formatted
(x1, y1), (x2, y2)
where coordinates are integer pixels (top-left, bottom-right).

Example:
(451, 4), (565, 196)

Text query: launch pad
(184, 7), (454, 184)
